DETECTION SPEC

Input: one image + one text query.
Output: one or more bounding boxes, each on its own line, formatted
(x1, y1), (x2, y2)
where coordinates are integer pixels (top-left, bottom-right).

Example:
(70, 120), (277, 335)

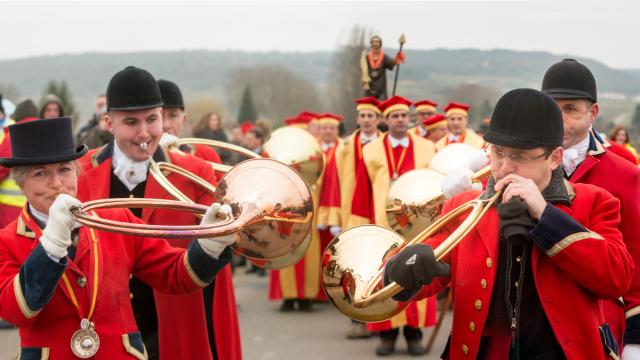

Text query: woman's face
(43, 103), (62, 119)
(208, 114), (221, 130)
(614, 129), (627, 144)
(22, 162), (78, 214)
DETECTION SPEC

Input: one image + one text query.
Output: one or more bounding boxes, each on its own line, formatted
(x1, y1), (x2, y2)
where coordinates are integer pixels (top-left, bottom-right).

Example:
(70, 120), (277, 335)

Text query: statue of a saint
(360, 35), (405, 101)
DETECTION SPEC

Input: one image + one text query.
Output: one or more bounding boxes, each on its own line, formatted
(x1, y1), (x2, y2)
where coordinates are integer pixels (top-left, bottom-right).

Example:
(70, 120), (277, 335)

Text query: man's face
(357, 110), (380, 135)
(22, 162), (78, 214)
(43, 103), (62, 119)
(162, 107), (186, 136)
(231, 127), (244, 144)
(319, 123), (339, 144)
(308, 122), (320, 139)
(387, 110), (410, 137)
(105, 107), (163, 161)
(489, 144), (563, 190)
(371, 37), (382, 50)
(415, 110), (436, 124)
(554, 99), (598, 149)
(95, 96), (107, 114)
(427, 126), (447, 143)
(447, 114), (468, 135)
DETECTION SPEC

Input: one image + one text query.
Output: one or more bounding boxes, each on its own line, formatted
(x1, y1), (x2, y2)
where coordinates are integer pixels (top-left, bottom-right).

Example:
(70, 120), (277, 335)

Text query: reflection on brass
(73, 158), (314, 270)
(386, 143), (491, 239)
(262, 126), (325, 186)
(322, 190), (501, 322)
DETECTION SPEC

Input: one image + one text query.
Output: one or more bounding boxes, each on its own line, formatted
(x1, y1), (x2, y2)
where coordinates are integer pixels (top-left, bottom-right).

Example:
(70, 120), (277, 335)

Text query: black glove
(497, 197), (537, 245)
(384, 244), (450, 292)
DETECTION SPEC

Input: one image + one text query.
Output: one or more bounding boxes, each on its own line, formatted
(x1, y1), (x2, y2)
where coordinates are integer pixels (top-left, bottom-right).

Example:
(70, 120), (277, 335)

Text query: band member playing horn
(384, 88), (632, 359)
(76, 66), (241, 360)
(0, 117), (236, 359)
(435, 102), (485, 150)
(349, 95), (437, 356)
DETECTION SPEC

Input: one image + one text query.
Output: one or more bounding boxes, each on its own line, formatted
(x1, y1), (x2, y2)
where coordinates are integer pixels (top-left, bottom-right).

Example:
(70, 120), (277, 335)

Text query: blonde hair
(11, 161), (82, 188)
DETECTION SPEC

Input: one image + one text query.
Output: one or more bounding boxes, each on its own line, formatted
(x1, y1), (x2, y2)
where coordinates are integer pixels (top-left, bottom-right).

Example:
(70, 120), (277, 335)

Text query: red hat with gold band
(422, 114), (448, 130)
(297, 111), (318, 124)
(414, 99), (438, 113)
(315, 113), (343, 126)
(353, 96), (381, 114)
(284, 115), (309, 128)
(240, 121), (255, 134)
(444, 101), (471, 117)
(380, 95), (413, 118)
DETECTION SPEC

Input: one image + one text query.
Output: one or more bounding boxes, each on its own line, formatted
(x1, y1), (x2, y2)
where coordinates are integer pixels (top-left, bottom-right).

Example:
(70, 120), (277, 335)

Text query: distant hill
(1, 48), (639, 119)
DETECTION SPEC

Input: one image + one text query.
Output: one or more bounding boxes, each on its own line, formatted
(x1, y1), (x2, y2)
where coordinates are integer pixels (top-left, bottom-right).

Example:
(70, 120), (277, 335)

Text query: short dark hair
(247, 127), (264, 141)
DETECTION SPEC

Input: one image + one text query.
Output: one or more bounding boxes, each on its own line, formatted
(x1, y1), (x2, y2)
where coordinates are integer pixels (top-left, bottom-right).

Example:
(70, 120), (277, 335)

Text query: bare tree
(328, 25), (372, 133)
(225, 65), (321, 128)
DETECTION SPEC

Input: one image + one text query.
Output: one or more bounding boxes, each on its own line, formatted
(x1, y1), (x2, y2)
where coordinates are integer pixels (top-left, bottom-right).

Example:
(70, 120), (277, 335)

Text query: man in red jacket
(384, 88), (633, 359)
(76, 66), (241, 360)
(541, 59), (640, 358)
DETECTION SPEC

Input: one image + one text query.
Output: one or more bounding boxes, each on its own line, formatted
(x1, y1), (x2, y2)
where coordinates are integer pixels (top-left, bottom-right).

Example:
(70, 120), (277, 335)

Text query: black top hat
(0, 117), (88, 167)
(106, 66), (163, 111)
(484, 88), (563, 149)
(158, 79), (185, 110)
(541, 59), (597, 103)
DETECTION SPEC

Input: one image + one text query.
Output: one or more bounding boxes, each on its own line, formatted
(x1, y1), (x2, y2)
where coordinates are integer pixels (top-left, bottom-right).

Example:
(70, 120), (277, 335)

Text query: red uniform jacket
(570, 133), (640, 346)
(0, 206), (228, 360)
(414, 182), (633, 359)
(76, 142), (241, 360)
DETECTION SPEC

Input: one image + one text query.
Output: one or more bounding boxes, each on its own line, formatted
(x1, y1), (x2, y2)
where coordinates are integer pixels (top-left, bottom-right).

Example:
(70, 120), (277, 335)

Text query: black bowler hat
(541, 59), (597, 102)
(158, 79), (184, 110)
(0, 117), (88, 167)
(106, 66), (163, 111)
(484, 88), (563, 149)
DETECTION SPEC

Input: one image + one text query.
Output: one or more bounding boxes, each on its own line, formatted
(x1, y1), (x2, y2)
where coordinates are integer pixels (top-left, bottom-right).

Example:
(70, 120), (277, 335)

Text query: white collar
(112, 141), (150, 191)
(252, 147), (262, 154)
(448, 133), (461, 142)
(359, 131), (377, 145)
(29, 204), (49, 225)
(321, 141), (336, 152)
(417, 126), (427, 137)
(563, 134), (591, 176)
(388, 135), (409, 148)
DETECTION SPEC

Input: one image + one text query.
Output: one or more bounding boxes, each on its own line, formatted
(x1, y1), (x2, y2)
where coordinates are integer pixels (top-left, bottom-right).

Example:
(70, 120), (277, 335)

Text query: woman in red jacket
(0, 117), (235, 360)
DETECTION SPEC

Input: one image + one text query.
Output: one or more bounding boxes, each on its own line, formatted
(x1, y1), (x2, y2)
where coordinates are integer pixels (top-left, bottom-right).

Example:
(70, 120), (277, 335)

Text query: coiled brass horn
(322, 190), (501, 322)
(386, 143), (491, 239)
(72, 158), (314, 269)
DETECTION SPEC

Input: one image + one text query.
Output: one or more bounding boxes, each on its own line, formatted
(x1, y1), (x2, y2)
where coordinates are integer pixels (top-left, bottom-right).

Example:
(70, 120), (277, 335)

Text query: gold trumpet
(322, 189), (501, 322)
(386, 143), (491, 239)
(73, 158), (314, 269)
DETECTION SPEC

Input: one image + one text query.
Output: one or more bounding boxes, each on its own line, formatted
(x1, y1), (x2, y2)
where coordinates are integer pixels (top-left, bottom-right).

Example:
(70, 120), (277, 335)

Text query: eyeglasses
(489, 146), (551, 165)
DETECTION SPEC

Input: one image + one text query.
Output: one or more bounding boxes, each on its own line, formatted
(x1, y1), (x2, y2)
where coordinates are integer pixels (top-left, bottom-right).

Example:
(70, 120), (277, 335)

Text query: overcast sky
(1, 1), (636, 69)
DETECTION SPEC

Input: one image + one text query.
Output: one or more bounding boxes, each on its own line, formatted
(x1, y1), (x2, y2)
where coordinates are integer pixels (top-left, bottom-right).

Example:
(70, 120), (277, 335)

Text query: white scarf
(321, 141), (336, 152)
(563, 135), (590, 176)
(359, 131), (377, 145)
(112, 141), (150, 191)
(388, 135), (409, 148)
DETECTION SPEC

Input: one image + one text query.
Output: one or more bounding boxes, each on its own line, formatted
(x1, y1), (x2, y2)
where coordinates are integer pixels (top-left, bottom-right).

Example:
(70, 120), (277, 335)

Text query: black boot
(279, 299), (295, 312)
(375, 338), (395, 356)
(298, 299), (313, 312)
(407, 339), (425, 356)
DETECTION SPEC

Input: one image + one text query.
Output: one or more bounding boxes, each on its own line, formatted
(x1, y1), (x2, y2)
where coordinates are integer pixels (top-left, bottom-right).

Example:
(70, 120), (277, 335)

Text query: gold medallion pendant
(70, 318), (100, 358)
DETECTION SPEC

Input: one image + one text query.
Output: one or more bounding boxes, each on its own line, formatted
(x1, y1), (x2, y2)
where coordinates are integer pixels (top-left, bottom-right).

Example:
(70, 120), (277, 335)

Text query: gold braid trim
(546, 231), (604, 257)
